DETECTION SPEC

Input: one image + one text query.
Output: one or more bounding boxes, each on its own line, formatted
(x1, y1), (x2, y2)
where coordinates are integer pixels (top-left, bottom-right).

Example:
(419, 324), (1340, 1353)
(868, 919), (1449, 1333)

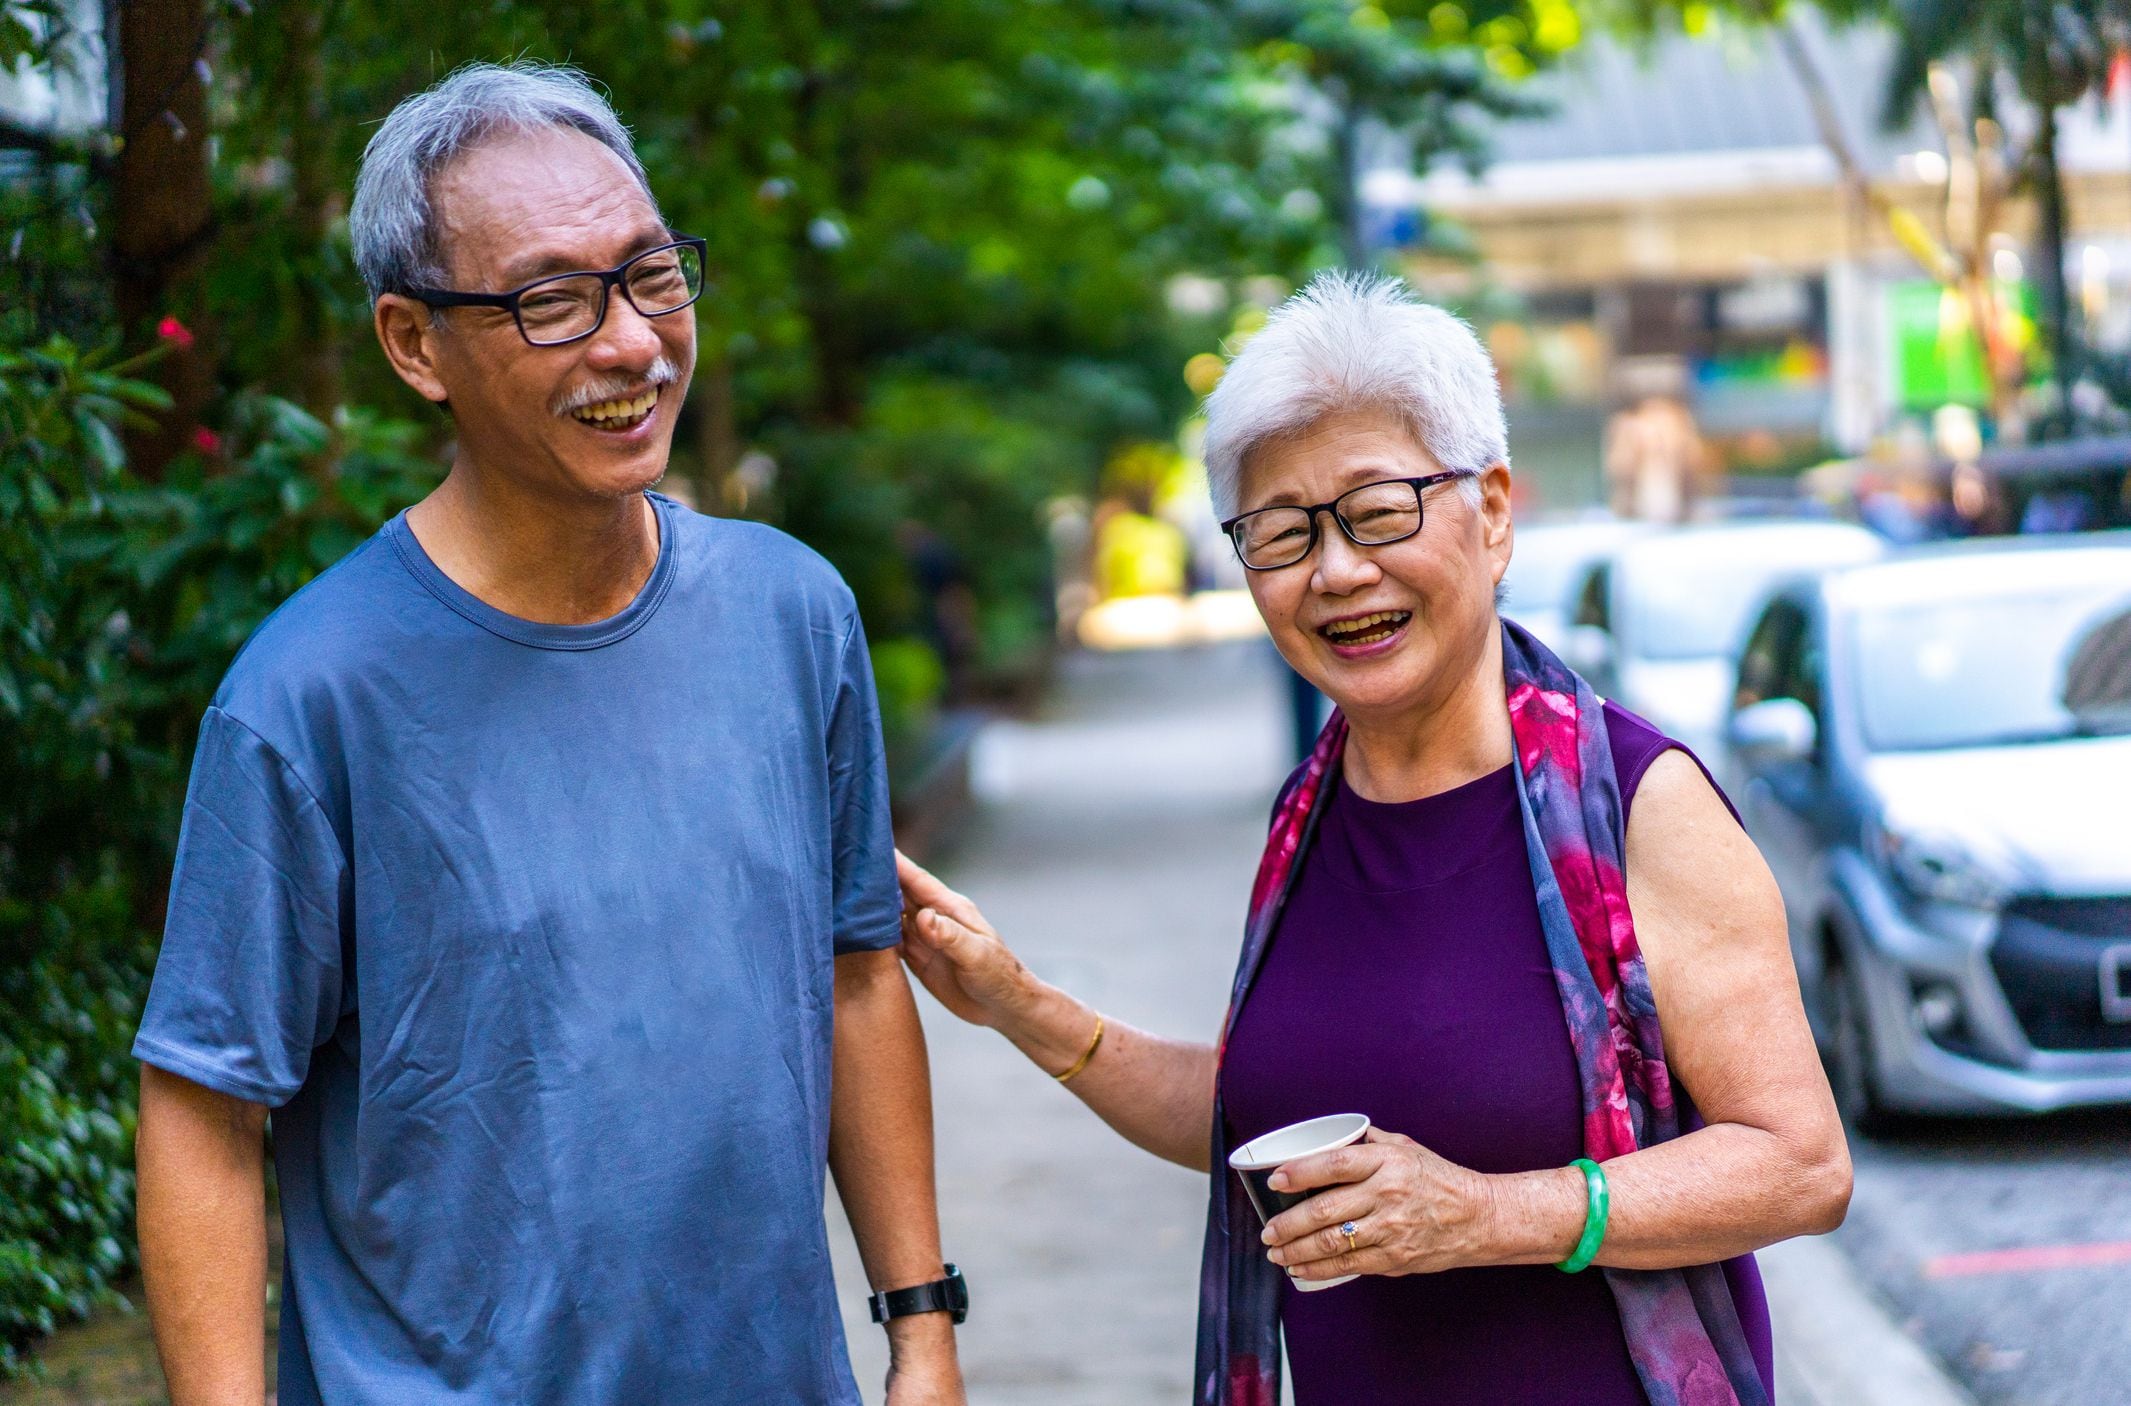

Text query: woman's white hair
(1202, 272), (1508, 518)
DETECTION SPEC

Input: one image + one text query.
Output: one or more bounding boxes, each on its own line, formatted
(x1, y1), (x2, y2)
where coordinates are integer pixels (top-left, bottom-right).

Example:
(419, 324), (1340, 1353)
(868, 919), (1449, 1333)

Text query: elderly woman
(895, 274), (1850, 1406)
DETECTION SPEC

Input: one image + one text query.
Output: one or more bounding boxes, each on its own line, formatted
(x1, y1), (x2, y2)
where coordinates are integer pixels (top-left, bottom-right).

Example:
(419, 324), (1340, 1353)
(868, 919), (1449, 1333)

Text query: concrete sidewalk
(828, 641), (1973, 1406)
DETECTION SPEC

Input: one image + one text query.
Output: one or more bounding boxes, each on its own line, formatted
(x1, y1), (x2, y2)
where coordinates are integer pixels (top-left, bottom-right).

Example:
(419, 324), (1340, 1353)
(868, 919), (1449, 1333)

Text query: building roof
(1371, 14), (2026, 212)
(1487, 15), (1929, 170)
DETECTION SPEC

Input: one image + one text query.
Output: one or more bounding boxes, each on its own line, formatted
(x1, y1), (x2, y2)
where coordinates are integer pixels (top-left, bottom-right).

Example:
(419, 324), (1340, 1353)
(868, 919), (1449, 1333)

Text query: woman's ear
(373, 294), (452, 405)
(1480, 462), (1514, 593)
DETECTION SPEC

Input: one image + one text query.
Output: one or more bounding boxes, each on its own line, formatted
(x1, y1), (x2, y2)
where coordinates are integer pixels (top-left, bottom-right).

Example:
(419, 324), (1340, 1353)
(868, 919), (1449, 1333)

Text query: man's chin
(553, 426), (674, 499)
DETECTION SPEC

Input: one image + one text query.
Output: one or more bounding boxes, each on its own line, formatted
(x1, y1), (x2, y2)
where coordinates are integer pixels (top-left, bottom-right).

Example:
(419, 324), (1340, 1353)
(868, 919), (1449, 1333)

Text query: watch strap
(868, 1264), (968, 1325)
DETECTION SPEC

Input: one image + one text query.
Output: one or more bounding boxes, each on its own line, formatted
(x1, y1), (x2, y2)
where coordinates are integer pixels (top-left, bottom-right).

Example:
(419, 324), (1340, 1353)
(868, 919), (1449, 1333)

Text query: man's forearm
(827, 949), (955, 1362)
(136, 1064), (270, 1406)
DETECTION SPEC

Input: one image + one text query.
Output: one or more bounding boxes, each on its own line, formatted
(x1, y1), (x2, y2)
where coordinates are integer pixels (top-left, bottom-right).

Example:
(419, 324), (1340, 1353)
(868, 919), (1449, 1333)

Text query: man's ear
(374, 294), (451, 404)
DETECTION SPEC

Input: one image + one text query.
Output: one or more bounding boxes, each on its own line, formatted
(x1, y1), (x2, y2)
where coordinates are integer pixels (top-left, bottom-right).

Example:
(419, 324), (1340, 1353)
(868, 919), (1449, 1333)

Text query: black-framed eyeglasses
(1220, 471), (1473, 571)
(406, 236), (708, 347)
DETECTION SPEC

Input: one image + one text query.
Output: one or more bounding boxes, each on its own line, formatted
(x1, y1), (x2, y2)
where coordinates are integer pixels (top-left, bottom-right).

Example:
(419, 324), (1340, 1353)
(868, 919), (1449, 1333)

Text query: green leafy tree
(1236, 0), (1566, 267)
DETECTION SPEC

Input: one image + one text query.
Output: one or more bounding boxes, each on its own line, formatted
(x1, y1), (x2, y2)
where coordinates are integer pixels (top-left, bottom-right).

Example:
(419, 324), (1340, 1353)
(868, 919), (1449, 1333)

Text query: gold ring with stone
(1339, 1220), (1359, 1253)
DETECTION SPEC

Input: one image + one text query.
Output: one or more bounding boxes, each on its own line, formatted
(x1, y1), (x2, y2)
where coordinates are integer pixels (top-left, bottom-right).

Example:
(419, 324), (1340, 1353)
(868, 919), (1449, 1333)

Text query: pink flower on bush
(191, 427), (222, 456)
(156, 315), (195, 350)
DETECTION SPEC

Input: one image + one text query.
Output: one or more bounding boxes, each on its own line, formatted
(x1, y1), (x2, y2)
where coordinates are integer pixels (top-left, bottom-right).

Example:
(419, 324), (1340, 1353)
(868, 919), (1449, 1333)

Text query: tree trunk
(2031, 100), (2074, 433)
(112, 0), (213, 481)
(694, 351), (740, 509)
(286, 0), (343, 419)
(1329, 92), (1368, 271)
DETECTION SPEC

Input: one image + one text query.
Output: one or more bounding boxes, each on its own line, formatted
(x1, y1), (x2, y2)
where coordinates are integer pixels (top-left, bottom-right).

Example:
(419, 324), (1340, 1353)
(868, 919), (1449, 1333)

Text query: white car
(1566, 520), (1884, 758)
(1500, 516), (1652, 652)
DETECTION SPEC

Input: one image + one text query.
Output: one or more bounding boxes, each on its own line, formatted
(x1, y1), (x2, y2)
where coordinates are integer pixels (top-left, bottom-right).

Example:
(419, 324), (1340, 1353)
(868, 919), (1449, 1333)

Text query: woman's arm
(898, 853), (1217, 1171)
(1262, 752), (1852, 1279)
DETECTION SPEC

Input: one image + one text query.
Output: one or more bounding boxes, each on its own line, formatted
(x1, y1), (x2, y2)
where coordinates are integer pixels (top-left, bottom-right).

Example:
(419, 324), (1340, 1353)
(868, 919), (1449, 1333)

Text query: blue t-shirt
(134, 492), (901, 1405)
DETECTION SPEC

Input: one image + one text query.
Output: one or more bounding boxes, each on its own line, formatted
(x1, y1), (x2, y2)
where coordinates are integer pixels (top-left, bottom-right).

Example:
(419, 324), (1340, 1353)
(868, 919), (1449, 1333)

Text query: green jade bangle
(1555, 1157), (1610, 1274)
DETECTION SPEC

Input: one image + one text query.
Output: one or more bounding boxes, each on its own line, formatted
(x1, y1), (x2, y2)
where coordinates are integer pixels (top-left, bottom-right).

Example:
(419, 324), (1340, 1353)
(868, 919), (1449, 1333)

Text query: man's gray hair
(1201, 272), (1508, 517)
(350, 61), (658, 303)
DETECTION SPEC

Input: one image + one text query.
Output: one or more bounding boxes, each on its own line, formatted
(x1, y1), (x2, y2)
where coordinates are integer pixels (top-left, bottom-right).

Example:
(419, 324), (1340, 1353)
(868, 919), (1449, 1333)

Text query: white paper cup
(1227, 1113), (1371, 1292)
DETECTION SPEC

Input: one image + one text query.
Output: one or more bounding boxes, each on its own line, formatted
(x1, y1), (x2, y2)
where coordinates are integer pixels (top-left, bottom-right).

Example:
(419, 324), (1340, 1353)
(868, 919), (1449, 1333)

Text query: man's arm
(136, 1063), (271, 1406)
(828, 947), (963, 1405)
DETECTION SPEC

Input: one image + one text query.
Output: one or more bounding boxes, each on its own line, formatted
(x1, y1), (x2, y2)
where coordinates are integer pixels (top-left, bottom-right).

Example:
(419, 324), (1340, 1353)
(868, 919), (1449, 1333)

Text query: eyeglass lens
(517, 245), (703, 345)
(1233, 479), (1424, 569)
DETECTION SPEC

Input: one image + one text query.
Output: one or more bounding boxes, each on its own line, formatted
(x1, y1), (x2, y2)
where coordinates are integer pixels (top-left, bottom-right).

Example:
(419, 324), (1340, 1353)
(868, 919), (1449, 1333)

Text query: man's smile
(568, 385), (660, 431)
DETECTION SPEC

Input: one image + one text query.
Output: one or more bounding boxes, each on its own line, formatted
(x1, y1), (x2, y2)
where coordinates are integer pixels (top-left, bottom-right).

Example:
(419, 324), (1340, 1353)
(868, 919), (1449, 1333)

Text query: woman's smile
(1317, 608), (1413, 657)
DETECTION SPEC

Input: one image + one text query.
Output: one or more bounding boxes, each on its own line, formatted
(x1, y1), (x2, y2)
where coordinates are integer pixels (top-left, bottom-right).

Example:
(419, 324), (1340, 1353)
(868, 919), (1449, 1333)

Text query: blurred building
(1376, 15), (2131, 507)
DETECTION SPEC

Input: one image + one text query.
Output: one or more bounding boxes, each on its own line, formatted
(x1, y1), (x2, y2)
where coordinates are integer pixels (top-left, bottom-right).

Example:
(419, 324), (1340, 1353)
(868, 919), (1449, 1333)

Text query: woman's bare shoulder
(1624, 750), (1785, 967)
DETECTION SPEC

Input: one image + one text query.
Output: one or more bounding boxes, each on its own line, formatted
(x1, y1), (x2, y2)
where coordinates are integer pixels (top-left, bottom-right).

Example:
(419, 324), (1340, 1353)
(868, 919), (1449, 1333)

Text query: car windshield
(1855, 584), (2131, 750)
(1622, 535), (1870, 659)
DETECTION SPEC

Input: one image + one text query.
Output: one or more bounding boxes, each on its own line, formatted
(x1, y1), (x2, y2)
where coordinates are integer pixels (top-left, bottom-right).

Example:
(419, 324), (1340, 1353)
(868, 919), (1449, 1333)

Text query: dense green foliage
(0, 330), (439, 1360)
(0, 0), (1580, 1367)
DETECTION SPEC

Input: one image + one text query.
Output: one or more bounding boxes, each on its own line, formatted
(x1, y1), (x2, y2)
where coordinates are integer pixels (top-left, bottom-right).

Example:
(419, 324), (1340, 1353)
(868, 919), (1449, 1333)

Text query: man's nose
(584, 289), (665, 369)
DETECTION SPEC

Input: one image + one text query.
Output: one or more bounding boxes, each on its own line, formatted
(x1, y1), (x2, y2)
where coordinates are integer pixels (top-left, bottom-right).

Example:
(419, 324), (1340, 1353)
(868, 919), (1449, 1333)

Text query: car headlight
(1868, 821), (2008, 911)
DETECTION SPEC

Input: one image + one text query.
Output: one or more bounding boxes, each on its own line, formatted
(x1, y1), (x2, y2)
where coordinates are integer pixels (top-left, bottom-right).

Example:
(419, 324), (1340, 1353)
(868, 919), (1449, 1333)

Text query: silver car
(1727, 535), (2131, 1128)
(1566, 520), (1884, 759)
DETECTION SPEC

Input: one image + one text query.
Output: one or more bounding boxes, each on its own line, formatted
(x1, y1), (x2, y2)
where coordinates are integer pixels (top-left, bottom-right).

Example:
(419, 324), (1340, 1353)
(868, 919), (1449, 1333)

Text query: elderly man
(130, 63), (964, 1406)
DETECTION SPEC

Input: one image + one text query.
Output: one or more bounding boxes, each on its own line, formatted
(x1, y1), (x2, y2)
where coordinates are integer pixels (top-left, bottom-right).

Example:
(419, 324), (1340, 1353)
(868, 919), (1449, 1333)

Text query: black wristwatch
(867, 1264), (969, 1326)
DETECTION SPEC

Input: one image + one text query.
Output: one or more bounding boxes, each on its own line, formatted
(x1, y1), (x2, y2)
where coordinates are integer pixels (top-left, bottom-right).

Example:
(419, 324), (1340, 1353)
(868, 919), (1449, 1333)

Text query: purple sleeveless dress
(1219, 703), (1775, 1406)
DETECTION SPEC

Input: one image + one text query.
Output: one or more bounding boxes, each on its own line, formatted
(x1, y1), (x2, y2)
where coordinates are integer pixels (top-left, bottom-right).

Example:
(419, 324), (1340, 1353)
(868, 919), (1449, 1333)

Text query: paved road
(1837, 1110), (2131, 1406)
(829, 641), (1280, 1405)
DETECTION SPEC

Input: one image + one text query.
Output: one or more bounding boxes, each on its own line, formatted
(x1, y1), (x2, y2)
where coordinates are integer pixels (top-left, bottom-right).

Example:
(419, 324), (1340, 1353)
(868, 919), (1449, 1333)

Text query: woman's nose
(1312, 519), (1381, 592)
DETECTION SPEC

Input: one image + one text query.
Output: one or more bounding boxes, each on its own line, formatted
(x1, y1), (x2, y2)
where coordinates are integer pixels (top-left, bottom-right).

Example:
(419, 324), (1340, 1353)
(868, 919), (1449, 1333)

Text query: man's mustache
(551, 356), (682, 417)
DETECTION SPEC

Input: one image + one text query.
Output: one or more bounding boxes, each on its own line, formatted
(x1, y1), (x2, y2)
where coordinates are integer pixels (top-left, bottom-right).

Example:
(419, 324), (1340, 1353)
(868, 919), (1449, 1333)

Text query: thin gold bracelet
(1053, 1014), (1105, 1084)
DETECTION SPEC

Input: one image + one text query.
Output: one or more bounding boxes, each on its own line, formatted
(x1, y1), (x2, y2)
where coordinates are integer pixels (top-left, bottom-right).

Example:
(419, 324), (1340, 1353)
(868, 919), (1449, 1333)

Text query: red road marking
(1923, 1240), (2131, 1279)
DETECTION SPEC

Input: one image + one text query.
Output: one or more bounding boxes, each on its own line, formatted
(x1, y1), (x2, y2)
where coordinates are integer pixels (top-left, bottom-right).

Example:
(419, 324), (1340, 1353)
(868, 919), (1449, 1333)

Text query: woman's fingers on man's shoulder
(895, 852), (969, 911)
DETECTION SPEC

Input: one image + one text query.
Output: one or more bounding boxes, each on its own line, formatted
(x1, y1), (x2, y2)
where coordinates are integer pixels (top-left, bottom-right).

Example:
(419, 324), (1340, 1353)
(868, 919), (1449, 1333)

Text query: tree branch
(0, 111), (62, 156)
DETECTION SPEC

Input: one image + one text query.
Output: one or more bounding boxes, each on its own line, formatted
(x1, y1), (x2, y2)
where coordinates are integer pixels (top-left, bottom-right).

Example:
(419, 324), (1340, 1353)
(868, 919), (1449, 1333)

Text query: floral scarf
(1193, 619), (1769, 1406)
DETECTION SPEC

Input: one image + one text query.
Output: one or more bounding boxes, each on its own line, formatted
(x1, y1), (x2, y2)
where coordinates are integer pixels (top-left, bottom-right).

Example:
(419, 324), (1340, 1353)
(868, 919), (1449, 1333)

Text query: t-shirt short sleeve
(826, 613), (901, 955)
(133, 705), (349, 1106)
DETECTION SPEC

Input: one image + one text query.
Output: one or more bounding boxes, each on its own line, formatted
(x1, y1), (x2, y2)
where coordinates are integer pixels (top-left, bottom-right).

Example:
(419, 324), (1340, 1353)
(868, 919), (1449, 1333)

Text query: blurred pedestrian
(1092, 483), (1191, 599)
(1603, 386), (1714, 524)
(130, 62), (963, 1406)
(900, 518), (980, 695)
(897, 274), (1847, 1406)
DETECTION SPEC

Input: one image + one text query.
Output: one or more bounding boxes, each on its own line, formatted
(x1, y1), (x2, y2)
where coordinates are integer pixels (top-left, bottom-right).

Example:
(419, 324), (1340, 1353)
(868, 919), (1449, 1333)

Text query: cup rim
(1227, 1112), (1371, 1171)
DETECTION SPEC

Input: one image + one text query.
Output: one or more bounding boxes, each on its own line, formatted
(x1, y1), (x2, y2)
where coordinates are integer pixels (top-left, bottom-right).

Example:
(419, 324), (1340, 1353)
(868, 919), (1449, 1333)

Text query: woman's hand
(1259, 1129), (1504, 1282)
(896, 850), (1040, 1030)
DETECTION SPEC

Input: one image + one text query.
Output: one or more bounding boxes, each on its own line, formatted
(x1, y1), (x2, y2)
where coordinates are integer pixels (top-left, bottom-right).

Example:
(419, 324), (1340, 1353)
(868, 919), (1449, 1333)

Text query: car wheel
(1824, 957), (1896, 1137)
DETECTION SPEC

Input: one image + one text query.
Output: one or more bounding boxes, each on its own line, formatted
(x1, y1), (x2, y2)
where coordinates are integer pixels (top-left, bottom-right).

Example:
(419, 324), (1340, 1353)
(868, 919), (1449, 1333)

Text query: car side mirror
(1728, 698), (1817, 770)
(1564, 624), (1613, 677)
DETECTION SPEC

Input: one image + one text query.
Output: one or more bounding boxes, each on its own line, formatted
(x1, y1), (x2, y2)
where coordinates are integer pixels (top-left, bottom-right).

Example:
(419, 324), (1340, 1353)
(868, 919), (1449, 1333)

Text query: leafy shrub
(869, 636), (948, 766)
(0, 336), (437, 1368)
(0, 877), (144, 1375)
